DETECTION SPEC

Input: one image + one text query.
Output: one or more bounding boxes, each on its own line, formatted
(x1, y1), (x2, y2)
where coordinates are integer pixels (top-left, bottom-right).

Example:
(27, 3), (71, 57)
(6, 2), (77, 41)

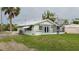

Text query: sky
(1, 7), (79, 24)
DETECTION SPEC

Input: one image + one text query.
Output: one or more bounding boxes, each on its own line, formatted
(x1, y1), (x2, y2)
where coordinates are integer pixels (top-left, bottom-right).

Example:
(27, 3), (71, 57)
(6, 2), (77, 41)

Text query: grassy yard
(0, 34), (79, 51)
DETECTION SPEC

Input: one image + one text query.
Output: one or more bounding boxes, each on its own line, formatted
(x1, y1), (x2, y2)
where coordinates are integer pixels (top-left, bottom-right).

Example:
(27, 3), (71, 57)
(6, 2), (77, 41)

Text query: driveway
(0, 34), (10, 38)
(0, 41), (36, 51)
(0, 31), (18, 39)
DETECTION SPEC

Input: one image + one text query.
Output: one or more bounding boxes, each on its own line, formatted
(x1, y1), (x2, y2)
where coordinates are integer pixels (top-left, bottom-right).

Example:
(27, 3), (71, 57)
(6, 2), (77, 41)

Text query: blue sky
(1, 7), (79, 24)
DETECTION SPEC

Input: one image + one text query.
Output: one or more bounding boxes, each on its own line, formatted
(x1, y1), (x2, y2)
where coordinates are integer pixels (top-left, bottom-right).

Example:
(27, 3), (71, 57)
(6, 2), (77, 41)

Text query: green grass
(1, 34), (79, 51)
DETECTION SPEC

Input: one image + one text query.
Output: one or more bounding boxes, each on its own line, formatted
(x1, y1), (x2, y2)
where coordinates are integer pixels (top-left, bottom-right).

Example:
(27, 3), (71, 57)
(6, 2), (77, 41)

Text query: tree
(73, 18), (79, 24)
(0, 8), (3, 32)
(75, 18), (79, 20)
(73, 21), (79, 24)
(1, 7), (20, 31)
(42, 10), (56, 22)
(63, 19), (69, 25)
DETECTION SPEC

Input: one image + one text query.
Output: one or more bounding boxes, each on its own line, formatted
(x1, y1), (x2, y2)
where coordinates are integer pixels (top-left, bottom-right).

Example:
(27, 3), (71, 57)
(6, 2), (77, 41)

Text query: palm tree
(42, 10), (56, 22)
(1, 7), (20, 31)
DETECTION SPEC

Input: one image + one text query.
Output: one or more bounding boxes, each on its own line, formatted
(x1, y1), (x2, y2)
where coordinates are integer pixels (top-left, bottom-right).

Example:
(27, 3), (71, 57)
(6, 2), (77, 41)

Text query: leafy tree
(63, 19), (69, 25)
(75, 18), (79, 20)
(73, 18), (79, 24)
(73, 21), (79, 24)
(2, 7), (20, 31)
(42, 10), (56, 22)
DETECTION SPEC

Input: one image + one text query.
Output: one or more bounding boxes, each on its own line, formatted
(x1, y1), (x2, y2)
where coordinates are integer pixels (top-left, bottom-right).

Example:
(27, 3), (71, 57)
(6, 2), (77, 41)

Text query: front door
(44, 26), (49, 33)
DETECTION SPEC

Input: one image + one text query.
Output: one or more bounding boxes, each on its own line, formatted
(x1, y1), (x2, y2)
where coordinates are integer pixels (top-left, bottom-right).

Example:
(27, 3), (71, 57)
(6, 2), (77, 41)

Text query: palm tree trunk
(9, 19), (12, 32)
(0, 8), (2, 32)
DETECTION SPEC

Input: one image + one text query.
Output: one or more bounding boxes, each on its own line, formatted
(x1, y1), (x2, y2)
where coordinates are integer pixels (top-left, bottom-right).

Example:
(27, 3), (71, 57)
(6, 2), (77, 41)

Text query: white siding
(32, 25), (41, 35)
(65, 27), (79, 34)
(65, 24), (79, 34)
(50, 26), (53, 33)
(33, 25), (39, 31)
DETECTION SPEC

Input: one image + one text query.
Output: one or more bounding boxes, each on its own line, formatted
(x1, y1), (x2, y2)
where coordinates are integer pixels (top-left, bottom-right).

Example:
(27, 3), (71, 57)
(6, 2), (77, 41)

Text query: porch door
(44, 26), (49, 33)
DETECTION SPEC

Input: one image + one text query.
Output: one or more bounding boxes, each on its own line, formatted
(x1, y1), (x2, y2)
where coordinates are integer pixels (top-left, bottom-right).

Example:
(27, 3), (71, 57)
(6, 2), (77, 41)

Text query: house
(64, 24), (79, 34)
(17, 19), (64, 35)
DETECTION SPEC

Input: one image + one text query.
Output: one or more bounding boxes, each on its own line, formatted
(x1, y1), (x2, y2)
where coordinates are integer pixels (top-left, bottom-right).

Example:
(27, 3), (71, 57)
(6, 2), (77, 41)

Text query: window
(39, 26), (42, 30)
(44, 26), (49, 33)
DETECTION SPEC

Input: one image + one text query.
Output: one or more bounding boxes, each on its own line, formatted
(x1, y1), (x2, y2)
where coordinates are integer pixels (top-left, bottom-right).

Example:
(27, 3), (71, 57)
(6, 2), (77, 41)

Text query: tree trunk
(9, 19), (12, 32)
(0, 9), (2, 32)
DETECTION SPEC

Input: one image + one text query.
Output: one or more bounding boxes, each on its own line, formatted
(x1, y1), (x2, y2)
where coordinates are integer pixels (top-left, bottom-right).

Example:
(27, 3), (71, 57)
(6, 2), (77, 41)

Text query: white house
(17, 19), (64, 35)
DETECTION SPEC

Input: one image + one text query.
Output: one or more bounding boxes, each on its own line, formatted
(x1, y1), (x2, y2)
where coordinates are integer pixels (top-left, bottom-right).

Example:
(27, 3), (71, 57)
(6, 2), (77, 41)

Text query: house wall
(51, 25), (57, 32)
(39, 21), (55, 33)
(48, 26), (53, 33)
(32, 25), (42, 35)
(65, 27), (79, 34)
(17, 20), (59, 35)
(31, 22), (57, 35)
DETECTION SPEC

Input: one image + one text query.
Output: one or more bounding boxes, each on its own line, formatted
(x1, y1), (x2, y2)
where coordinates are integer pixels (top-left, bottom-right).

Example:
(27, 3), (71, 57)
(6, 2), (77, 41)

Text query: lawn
(0, 34), (79, 51)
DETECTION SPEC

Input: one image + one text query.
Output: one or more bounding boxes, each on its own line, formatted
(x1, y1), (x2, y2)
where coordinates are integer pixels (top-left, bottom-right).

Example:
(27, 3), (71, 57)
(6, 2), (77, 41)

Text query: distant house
(17, 19), (64, 35)
(64, 24), (79, 34)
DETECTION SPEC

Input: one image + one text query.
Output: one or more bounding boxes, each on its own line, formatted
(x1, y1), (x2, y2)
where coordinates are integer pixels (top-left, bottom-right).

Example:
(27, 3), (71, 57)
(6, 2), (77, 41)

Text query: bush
(73, 21), (79, 24)
(2, 24), (17, 31)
